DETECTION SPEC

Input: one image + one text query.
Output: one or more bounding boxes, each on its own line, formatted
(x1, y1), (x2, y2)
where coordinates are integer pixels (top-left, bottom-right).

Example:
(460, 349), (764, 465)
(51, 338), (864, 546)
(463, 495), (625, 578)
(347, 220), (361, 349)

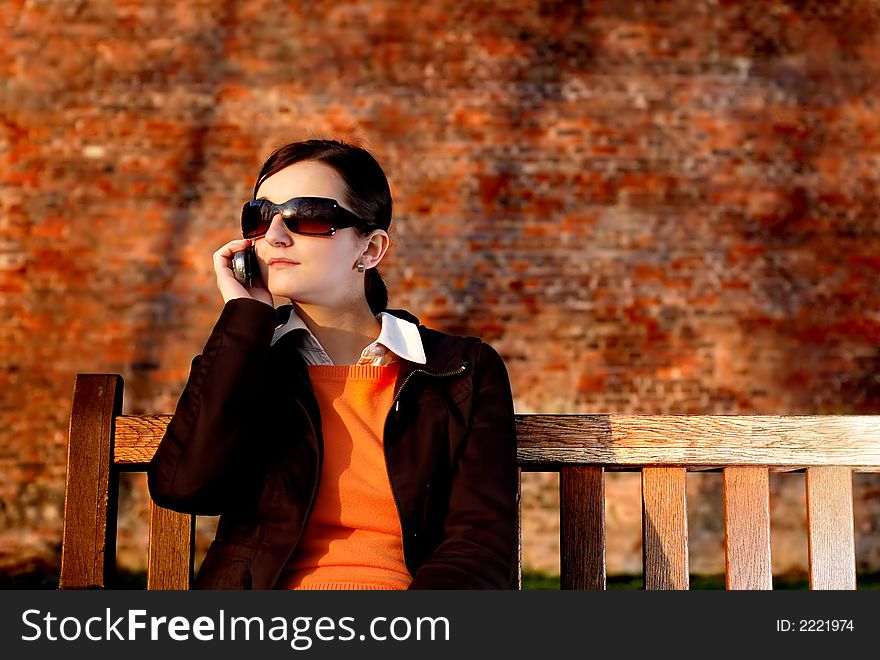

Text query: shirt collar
(271, 306), (427, 365)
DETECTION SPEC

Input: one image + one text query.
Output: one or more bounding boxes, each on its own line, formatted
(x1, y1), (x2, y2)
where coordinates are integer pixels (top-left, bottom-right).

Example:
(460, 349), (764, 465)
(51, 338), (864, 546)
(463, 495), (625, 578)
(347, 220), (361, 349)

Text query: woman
(147, 138), (518, 589)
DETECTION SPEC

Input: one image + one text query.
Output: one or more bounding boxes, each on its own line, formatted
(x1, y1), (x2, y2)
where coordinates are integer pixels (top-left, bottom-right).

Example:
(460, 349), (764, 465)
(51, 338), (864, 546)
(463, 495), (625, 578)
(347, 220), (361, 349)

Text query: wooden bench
(60, 373), (880, 590)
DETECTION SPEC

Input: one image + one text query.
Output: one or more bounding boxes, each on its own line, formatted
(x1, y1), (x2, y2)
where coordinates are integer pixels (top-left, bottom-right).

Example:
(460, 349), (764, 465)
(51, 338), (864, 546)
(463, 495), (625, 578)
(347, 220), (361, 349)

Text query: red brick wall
(2, 0), (879, 579)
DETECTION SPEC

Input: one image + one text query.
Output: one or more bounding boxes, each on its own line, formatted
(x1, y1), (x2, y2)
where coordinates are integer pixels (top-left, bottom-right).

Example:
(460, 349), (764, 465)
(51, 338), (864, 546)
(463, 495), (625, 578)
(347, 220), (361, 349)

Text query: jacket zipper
(287, 359), (469, 577)
(383, 360), (469, 571)
(390, 361), (469, 412)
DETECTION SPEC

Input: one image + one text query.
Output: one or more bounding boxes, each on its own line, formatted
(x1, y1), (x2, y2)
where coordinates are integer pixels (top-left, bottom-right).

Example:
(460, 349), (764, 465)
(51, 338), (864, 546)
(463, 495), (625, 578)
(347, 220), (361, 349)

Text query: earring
(356, 262), (365, 273)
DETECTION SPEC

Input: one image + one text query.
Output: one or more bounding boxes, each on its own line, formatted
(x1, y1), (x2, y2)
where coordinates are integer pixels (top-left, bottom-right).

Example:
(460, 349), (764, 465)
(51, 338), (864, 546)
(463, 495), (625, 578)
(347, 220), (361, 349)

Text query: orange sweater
(277, 362), (412, 590)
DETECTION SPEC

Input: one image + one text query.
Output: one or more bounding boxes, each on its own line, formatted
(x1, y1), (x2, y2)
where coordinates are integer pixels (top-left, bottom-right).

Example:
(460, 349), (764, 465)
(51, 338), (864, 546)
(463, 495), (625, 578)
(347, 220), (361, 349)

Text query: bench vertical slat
(642, 467), (688, 590)
(147, 501), (195, 590)
(805, 467), (856, 590)
(560, 466), (605, 589)
(60, 374), (122, 589)
(723, 467), (772, 589)
(516, 467), (522, 590)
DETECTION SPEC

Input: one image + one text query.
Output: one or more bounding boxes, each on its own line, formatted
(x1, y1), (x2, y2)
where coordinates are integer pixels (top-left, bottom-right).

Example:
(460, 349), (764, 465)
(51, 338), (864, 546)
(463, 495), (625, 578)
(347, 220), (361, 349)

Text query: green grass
(3, 570), (880, 590)
(521, 571), (880, 589)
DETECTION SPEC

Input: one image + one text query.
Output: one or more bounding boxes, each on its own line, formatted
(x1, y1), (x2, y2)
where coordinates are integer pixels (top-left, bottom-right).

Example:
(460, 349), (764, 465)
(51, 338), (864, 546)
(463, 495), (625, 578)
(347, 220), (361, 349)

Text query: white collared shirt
(271, 307), (427, 367)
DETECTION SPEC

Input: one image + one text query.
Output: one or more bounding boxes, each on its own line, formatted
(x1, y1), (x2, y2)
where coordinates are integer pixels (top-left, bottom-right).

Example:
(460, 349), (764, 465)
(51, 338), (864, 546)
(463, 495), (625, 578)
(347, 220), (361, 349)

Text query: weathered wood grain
(516, 415), (880, 469)
(147, 502), (195, 590)
(642, 467), (688, 590)
(60, 374), (122, 589)
(113, 414), (880, 471)
(560, 466), (605, 589)
(723, 467), (772, 590)
(806, 467), (857, 590)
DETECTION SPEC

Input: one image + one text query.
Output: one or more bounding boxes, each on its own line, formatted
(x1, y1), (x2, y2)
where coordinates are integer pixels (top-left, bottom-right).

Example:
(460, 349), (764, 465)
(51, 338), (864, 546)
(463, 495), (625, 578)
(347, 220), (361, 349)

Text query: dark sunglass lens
(241, 201), (270, 238)
(283, 198), (336, 235)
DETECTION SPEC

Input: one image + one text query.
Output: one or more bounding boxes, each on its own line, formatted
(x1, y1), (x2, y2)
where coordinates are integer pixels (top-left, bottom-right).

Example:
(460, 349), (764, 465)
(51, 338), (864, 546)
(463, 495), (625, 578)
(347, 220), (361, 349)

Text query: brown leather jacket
(147, 298), (518, 589)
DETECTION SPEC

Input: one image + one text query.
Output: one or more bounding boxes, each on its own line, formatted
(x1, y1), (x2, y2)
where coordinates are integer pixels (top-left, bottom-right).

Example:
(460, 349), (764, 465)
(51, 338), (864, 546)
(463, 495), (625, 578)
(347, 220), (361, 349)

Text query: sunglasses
(240, 196), (365, 238)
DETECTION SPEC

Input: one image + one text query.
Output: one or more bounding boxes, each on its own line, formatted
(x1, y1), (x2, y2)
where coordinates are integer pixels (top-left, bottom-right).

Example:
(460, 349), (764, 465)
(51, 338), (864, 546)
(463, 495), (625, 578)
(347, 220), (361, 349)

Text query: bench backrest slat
(147, 501), (194, 590)
(560, 466), (606, 589)
(723, 467), (772, 589)
(642, 467), (688, 589)
(806, 467), (856, 589)
(60, 374), (122, 589)
(516, 468), (523, 590)
(516, 415), (880, 469)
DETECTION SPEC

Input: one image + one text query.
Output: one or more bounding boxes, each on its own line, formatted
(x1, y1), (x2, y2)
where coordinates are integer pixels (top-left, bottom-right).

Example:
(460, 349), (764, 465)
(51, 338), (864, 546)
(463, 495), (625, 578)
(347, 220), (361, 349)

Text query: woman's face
(253, 160), (371, 307)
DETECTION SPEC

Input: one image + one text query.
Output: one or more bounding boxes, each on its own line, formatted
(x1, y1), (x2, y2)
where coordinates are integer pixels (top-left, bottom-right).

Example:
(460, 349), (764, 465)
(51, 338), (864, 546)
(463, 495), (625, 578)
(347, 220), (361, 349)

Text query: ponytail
(365, 267), (388, 315)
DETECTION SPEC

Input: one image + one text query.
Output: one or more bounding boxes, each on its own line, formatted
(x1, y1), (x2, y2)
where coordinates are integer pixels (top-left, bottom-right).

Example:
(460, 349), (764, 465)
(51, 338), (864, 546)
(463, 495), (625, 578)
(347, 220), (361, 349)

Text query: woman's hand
(214, 238), (274, 307)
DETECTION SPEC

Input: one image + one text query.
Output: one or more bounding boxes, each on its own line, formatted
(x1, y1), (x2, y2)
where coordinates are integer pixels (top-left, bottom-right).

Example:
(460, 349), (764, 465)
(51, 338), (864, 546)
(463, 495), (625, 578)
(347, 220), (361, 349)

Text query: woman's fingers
(215, 238), (252, 259)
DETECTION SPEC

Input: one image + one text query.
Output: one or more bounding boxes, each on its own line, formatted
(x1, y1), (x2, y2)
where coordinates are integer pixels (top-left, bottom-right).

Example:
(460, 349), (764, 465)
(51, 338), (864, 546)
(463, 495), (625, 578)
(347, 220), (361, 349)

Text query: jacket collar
(272, 305), (470, 416)
(383, 308), (470, 376)
(271, 304), (427, 365)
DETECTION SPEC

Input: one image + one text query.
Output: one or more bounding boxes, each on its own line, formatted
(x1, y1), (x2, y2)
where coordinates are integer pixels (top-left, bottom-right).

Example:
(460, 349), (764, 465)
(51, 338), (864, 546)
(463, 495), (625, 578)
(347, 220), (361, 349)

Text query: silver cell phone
(232, 244), (258, 287)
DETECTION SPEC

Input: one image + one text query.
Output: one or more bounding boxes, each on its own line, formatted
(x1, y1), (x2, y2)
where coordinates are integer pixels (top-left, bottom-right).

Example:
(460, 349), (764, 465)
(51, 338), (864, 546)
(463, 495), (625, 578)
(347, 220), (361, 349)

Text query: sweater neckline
(306, 363), (400, 380)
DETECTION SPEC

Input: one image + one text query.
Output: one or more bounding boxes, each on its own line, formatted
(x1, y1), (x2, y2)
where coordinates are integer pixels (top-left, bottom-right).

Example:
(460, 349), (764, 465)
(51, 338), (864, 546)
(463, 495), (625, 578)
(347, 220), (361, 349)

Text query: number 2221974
(776, 619), (854, 632)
